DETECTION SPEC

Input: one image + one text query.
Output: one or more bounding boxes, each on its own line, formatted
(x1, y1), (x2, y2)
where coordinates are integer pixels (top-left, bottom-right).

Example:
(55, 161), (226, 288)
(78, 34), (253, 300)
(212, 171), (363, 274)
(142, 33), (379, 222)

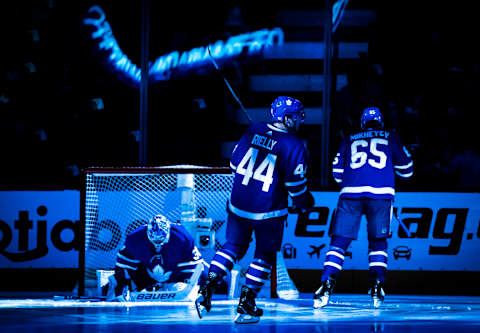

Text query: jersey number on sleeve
(294, 163), (306, 177)
(236, 147), (277, 192)
(350, 138), (388, 169)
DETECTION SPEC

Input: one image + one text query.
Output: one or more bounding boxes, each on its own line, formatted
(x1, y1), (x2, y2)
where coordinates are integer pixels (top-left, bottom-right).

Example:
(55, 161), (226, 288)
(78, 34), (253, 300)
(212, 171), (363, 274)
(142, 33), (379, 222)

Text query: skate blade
(195, 297), (206, 319)
(234, 313), (260, 324)
(372, 297), (383, 309)
(313, 296), (329, 308)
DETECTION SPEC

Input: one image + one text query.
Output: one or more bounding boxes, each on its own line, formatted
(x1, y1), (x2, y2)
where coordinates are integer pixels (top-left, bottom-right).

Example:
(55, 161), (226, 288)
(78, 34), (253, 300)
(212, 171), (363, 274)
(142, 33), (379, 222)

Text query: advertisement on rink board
(0, 190), (479, 271)
(0, 191), (79, 268)
(283, 192), (480, 271)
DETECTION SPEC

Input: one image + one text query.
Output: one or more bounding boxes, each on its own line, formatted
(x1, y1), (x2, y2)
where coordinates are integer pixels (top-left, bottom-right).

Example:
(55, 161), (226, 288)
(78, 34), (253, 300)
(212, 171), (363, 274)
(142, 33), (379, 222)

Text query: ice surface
(1, 294), (479, 332)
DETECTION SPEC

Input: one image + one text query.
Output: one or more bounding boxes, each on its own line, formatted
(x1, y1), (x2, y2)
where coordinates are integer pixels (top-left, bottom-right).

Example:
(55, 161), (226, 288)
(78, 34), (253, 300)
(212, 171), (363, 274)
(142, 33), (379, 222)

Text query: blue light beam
(83, 6), (284, 88)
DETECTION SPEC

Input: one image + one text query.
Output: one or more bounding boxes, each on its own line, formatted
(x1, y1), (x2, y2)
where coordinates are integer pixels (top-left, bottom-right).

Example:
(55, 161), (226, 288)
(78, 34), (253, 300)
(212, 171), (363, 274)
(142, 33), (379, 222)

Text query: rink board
(284, 192), (480, 270)
(1, 191), (479, 272)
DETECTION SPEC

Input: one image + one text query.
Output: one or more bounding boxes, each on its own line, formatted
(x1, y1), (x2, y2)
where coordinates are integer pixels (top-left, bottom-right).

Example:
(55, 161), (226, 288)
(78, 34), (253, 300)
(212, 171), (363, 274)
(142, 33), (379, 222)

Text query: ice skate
(369, 279), (385, 308)
(313, 277), (336, 308)
(195, 272), (218, 318)
(234, 286), (263, 324)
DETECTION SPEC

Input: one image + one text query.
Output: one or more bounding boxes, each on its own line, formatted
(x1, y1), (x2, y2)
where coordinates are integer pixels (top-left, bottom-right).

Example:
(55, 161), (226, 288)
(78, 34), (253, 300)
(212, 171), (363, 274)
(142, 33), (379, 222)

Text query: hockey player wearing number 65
(105, 214), (206, 301)
(313, 107), (413, 309)
(196, 96), (315, 323)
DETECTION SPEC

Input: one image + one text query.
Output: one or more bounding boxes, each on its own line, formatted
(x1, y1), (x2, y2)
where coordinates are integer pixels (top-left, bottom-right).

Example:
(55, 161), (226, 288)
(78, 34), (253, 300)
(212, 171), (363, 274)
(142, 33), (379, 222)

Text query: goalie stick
(207, 47), (252, 124)
(128, 262), (203, 302)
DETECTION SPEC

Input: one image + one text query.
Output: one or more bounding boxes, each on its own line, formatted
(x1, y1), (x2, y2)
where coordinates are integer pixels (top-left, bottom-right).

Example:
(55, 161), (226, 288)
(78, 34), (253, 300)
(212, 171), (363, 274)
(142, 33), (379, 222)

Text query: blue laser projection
(83, 6), (142, 85)
(83, 6), (284, 87)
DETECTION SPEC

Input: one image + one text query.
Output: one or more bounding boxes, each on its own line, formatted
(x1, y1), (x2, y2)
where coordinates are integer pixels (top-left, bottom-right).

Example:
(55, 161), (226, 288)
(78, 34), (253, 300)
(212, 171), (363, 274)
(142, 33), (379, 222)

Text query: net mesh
(84, 166), (298, 298)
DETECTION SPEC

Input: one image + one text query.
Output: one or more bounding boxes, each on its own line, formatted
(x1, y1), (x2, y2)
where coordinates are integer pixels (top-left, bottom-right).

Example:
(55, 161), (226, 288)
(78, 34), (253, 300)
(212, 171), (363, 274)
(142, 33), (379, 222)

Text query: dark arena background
(0, 1), (479, 332)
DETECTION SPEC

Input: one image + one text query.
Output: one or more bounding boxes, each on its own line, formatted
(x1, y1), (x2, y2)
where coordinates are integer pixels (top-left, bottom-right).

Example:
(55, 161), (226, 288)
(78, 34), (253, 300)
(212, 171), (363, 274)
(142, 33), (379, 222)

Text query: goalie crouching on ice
(105, 214), (206, 301)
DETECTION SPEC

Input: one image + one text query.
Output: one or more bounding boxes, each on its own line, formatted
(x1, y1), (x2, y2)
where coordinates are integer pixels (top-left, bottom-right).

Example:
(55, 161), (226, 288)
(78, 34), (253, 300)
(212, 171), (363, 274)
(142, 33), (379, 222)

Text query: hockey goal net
(80, 165), (299, 299)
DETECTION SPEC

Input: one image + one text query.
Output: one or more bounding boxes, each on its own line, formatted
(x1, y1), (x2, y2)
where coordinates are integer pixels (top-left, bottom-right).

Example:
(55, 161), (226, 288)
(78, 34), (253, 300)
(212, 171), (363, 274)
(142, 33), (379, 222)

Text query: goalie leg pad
(106, 274), (117, 299)
(133, 264), (203, 302)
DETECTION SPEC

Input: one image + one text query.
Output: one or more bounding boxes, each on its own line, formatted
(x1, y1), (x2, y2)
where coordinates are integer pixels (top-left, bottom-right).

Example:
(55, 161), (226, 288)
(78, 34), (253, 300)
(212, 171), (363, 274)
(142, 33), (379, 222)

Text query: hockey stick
(207, 46), (252, 123)
(393, 209), (412, 238)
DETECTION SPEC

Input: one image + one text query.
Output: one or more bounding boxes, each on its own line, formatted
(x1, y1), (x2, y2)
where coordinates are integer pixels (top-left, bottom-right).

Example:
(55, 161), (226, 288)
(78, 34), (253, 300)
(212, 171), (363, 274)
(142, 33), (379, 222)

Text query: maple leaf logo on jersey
(148, 264), (172, 283)
(286, 99), (292, 105)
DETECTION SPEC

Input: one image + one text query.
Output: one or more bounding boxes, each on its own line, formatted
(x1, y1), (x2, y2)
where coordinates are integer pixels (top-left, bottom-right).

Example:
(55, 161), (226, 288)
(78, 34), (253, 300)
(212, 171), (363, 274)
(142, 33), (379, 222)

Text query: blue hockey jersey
(229, 122), (312, 220)
(332, 129), (413, 200)
(115, 223), (202, 284)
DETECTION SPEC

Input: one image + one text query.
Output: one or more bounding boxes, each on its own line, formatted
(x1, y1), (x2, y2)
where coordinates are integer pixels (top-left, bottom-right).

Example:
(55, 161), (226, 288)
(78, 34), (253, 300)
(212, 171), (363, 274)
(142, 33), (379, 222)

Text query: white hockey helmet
(147, 214), (171, 252)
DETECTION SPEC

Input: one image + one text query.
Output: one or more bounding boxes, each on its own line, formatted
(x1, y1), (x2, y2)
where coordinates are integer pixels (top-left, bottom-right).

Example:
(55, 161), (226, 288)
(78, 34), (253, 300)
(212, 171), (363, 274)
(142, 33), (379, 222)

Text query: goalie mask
(270, 96), (305, 132)
(147, 214), (171, 252)
(361, 107), (384, 130)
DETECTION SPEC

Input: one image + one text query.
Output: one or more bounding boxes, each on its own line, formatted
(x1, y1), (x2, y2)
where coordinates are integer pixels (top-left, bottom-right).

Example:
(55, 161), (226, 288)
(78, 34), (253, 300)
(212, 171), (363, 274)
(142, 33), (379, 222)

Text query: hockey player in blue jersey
(195, 96), (314, 323)
(106, 214), (205, 301)
(313, 107), (413, 309)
